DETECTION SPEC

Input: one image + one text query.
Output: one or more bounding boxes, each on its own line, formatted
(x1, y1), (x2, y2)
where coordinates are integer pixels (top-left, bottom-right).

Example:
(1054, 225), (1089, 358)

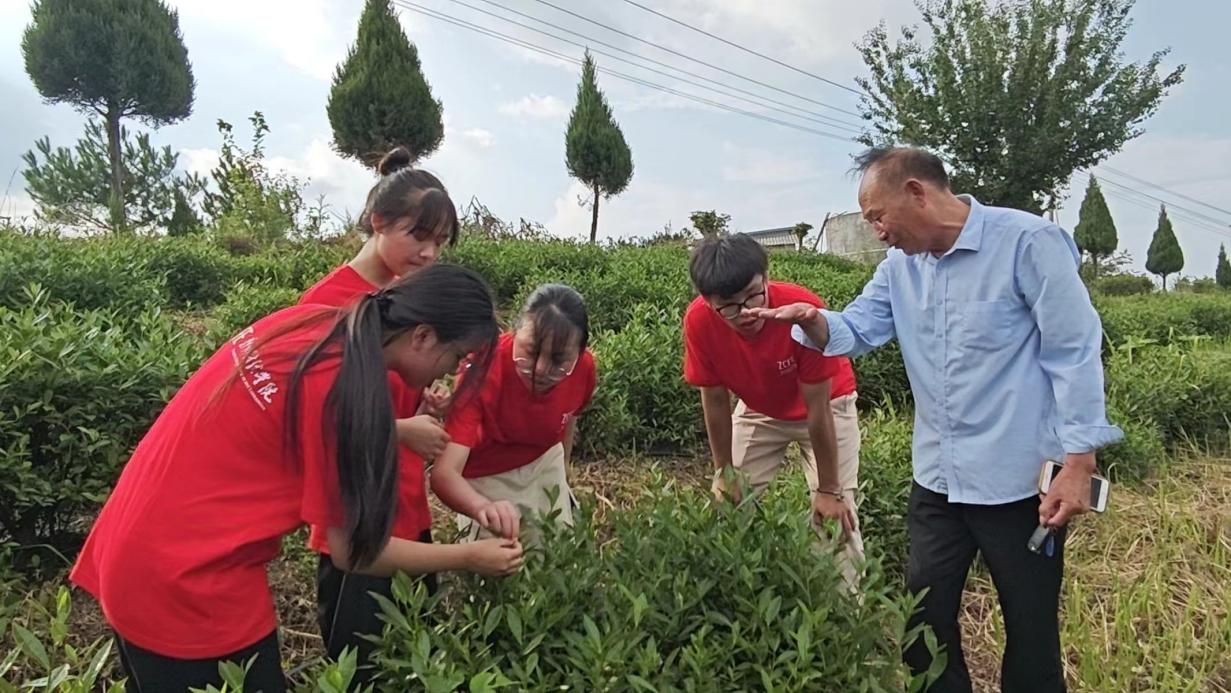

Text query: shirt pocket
(955, 298), (1017, 353)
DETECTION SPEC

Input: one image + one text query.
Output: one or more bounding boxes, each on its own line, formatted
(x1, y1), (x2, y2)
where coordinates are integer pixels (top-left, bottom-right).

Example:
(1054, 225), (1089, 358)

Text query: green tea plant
(372, 477), (944, 692)
(0, 286), (205, 556)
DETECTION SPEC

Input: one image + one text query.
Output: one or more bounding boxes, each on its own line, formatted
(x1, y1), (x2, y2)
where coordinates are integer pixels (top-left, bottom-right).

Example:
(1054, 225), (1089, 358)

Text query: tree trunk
(105, 108), (126, 233)
(1091, 254), (1099, 279)
(589, 182), (600, 244)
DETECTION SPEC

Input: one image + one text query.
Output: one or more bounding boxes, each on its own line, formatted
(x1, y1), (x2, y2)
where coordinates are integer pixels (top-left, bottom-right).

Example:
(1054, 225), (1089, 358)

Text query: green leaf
(12, 624), (50, 670)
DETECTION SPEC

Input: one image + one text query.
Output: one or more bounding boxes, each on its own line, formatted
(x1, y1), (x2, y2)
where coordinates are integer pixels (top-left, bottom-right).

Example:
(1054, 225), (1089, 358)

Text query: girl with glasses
(431, 284), (596, 545)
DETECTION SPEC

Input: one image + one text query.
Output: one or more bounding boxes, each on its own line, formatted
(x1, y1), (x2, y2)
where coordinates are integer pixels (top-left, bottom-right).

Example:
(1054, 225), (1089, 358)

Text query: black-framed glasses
(714, 289), (767, 319)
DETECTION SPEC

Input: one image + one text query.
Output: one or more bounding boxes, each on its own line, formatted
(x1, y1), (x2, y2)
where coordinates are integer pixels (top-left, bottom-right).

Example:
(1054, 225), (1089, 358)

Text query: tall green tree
(22, 0), (194, 232)
(22, 119), (205, 233)
(857, 0), (1184, 212)
(1073, 176), (1118, 278)
(1216, 244), (1231, 289)
(1145, 204), (1183, 291)
(328, 0), (443, 168)
(566, 52), (634, 243)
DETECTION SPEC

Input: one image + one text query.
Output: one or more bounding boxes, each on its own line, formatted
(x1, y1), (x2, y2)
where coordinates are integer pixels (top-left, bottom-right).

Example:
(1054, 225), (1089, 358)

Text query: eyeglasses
(513, 354), (578, 380)
(714, 289), (767, 319)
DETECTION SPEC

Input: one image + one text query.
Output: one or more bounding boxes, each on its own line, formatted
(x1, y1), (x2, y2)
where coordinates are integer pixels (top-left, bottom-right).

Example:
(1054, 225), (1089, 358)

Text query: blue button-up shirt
(794, 196), (1123, 504)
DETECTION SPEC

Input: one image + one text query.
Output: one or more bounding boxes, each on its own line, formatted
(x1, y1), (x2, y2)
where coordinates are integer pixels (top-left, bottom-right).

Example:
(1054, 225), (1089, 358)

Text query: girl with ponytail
(71, 265), (523, 693)
(298, 147), (460, 674)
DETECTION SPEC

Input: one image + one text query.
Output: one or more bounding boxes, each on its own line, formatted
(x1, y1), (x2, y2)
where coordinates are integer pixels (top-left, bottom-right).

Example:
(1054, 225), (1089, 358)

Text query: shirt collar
(946, 195), (985, 255)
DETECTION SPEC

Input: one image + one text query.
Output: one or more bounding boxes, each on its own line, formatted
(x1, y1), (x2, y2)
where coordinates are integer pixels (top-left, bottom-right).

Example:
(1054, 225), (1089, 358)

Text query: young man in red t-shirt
(683, 233), (864, 584)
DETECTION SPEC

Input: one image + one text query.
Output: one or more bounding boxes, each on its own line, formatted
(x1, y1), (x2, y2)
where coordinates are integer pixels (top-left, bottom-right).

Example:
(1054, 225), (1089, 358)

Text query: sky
(0, 0), (1228, 277)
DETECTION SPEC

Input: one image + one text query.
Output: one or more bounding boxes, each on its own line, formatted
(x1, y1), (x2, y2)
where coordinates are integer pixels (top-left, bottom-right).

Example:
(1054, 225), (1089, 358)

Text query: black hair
(851, 146), (951, 190)
(517, 284), (589, 391)
(357, 146), (460, 246)
(688, 233), (769, 298)
(285, 264), (498, 568)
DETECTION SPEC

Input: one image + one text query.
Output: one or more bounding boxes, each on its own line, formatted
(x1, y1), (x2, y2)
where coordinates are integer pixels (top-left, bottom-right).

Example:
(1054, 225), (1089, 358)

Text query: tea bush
(445, 238), (613, 307)
(855, 406), (915, 577)
(1092, 274), (1154, 296)
(373, 477), (941, 692)
(582, 304), (701, 455)
(1105, 341), (1231, 451)
(143, 238), (236, 308)
(0, 288), (206, 552)
(209, 281), (302, 344)
(1096, 293), (1231, 346)
(0, 233), (166, 312)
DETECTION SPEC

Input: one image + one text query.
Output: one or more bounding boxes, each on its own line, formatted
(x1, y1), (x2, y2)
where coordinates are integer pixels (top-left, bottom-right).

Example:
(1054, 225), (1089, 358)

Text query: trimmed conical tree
(328, 0), (443, 168)
(22, 0), (194, 232)
(1073, 176), (1118, 278)
(1146, 204), (1184, 291)
(1216, 244), (1231, 289)
(565, 51), (633, 244)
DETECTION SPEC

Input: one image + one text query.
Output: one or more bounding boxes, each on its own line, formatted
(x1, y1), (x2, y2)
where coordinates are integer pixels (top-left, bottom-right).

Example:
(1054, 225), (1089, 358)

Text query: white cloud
(499, 95), (570, 120)
(457, 128), (496, 149)
(172, 0), (355, 81)
(0, 190), (36, 224)
(720, 142), (819, 185)
(179, 147), (221, 178)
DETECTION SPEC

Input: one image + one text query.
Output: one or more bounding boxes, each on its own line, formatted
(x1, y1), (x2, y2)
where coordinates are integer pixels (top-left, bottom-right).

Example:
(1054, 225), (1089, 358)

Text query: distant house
(744, 226), (802, 250)
(821, 212), (887, 265)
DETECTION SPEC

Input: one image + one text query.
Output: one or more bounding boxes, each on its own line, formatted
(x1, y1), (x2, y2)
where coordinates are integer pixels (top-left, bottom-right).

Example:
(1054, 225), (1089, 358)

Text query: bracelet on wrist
(812, 487), (844, 499)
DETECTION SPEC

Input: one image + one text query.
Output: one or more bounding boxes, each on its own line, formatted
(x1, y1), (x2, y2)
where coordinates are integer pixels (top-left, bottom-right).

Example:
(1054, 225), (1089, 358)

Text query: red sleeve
(444, 372), (484, 448)
(297, 371), (347, 529)
(577, 351), (597, 411)
(682, 305), (720, 387)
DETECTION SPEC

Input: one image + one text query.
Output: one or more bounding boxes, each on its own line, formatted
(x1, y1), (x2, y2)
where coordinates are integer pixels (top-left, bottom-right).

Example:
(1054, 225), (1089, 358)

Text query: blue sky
(1, 0), (1227, 277)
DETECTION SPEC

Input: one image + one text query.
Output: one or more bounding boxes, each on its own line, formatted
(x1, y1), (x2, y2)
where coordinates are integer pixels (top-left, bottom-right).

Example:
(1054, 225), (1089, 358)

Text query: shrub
(0, 287), (206, 556)
(582, 304), (700, 455)
(512, 249), (693, 335)
(1096, 293), (1231, 346)
(850, 343), (912, 412)
(209, 281), (302, 344)
(1105, 341), (1231, 452)
(854, 406), (915, 577)
(0, 233), (166, 312)
(229, 243), (352, 292)
(143, 237), (236, 308)
(446, 237), (612, 307)
(373, 476), (941, 691)
(1093, 274), (1154, 296)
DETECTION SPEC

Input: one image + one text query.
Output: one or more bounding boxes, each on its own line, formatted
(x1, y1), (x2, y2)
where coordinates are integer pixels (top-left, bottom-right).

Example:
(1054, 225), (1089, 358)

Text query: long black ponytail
(286, 264), (499, 568)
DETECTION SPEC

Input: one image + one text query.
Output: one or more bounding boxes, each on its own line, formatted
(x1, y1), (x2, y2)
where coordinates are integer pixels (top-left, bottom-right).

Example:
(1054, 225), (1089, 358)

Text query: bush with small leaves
(373, 477), (943, 691)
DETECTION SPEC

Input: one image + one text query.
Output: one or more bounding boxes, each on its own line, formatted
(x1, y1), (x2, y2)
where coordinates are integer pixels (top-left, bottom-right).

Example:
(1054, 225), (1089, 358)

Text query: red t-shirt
(299, 264), (431, 552)
(446, 333), (597, 478)
(683, 281), (857, 421)
(300, 264), (377, 307)
(70, 306), (349, 658)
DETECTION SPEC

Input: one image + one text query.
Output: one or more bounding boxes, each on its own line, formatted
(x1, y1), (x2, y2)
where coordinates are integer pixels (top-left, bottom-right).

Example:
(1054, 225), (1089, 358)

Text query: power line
(426, 0), (865, 133)
(1091, 173), (1231, 229)
(618, 0), (863, 96)
(396, 2), (859, 143)
(1097, 164), (1231, 219)
(1072, 173), (1231, 241)
(521, 0), (864, 119)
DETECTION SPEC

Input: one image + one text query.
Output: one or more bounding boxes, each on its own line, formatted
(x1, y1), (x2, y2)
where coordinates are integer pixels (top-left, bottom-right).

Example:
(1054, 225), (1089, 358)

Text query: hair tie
(371, 290), (393, 311)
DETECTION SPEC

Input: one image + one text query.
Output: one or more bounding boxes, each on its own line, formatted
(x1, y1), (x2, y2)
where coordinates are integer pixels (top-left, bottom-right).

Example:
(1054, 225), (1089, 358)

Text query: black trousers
(116, 629), (285, 693)
(316, 529), (438, 688)
(903, 482), (1067, 693)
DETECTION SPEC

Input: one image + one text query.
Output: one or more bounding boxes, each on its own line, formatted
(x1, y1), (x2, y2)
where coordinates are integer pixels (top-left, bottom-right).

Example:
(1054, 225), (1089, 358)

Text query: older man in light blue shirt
(754, 147), (1122, 693)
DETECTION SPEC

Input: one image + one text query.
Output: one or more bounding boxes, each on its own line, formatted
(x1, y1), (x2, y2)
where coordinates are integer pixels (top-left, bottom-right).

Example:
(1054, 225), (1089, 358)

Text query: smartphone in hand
(1038, 459), (1110, 512)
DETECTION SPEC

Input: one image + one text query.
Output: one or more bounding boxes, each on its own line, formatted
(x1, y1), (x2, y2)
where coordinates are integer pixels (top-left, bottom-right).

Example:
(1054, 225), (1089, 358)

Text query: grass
(3, 453), (1228, 691)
